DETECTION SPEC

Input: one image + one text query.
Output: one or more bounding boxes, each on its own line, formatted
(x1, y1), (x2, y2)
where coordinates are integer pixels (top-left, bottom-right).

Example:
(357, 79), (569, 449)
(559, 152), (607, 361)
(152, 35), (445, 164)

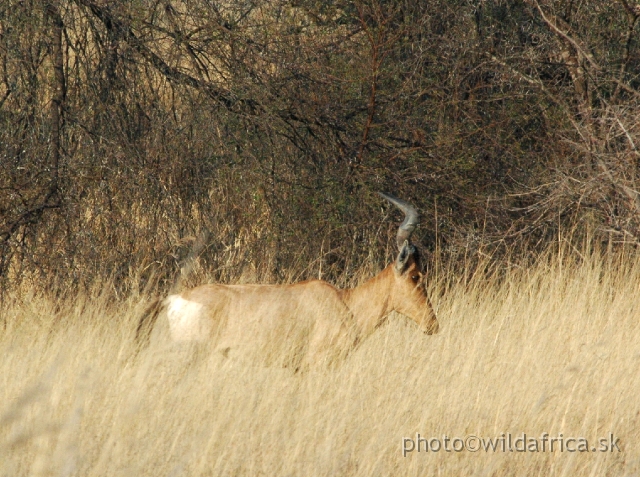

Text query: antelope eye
(411, 275), (420, 282)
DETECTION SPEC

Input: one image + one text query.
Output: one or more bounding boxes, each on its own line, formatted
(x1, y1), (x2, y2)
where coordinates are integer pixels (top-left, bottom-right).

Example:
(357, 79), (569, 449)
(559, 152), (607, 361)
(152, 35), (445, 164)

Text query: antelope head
(379, 192), (439, 335)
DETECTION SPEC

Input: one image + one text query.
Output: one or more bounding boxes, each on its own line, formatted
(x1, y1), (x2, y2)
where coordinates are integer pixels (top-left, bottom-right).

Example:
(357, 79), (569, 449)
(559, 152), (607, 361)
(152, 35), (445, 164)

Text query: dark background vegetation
(2, 0), (640, 293)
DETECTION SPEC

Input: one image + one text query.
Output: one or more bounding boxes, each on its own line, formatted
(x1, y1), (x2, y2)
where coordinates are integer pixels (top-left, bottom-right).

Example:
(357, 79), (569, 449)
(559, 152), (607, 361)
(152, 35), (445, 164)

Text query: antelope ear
(395, 240), (412, 273)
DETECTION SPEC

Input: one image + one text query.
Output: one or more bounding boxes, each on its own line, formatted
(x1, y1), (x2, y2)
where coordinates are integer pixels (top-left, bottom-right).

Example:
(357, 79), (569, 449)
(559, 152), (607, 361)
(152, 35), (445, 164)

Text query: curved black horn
(378, 192), (419, 250)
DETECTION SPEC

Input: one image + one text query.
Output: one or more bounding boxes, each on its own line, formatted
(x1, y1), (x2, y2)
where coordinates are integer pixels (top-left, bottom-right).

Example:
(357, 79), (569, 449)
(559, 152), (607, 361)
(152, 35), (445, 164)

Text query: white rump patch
(165, 295), (211, 342)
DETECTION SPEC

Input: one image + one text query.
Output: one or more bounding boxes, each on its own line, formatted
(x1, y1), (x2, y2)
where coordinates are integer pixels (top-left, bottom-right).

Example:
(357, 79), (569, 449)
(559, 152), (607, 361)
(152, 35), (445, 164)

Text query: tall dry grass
(1, 248), (639, 476)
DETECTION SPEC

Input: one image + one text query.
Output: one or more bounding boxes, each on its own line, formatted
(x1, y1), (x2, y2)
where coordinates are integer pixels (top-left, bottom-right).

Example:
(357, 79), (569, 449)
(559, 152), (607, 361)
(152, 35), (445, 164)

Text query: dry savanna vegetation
(3, 0), (640, 475)
(2, 246), (640, 476)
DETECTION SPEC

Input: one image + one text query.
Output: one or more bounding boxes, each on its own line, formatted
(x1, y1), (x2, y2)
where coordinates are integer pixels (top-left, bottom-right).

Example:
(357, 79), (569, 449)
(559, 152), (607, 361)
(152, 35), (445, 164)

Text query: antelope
(136, 193), (438, 370)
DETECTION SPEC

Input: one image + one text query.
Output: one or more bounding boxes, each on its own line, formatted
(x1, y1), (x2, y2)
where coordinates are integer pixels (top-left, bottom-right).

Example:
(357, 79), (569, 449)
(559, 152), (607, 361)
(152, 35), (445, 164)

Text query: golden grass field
(1, 249), (639, 476)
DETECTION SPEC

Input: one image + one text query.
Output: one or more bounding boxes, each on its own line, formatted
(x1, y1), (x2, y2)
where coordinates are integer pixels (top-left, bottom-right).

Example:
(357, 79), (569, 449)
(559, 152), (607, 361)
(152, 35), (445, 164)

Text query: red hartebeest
(136, 193), (438, 369)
